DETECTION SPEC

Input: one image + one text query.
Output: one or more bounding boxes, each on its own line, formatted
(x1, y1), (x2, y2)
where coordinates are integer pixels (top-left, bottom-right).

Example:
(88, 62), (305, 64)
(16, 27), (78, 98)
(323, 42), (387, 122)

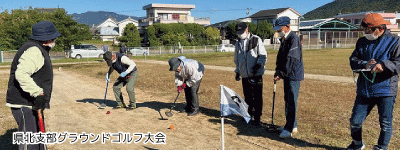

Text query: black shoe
(346, 141), (365, 150)
(250, 119), (261, 126)
(187, 110), (199, 116)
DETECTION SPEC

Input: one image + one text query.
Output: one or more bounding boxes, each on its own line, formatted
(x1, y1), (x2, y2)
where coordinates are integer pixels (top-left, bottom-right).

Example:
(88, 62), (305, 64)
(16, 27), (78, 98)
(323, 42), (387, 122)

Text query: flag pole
(220, 85), (225, 150)
(221, 116), (225, 150)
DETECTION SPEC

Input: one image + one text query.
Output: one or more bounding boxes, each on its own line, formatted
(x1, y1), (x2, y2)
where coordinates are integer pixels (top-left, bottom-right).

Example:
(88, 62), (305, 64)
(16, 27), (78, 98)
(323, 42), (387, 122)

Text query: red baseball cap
(362, 13), (391, 27)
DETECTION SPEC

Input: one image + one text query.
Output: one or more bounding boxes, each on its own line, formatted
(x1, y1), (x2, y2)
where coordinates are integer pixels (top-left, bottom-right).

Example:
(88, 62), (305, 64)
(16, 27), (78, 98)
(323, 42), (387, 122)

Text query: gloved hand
(105, 73), (110, 82)
(252, 64), (262, 74)
(235, 73), (241, 81)
(177, 83), (186, 93)
(120, 72), (128, 77)
(33, 95), (46, 110)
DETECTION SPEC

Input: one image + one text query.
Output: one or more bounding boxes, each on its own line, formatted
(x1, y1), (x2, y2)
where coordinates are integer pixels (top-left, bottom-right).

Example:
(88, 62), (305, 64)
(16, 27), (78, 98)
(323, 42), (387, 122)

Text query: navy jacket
(275, 31), (304, 81)
(350, 30), (400, 97)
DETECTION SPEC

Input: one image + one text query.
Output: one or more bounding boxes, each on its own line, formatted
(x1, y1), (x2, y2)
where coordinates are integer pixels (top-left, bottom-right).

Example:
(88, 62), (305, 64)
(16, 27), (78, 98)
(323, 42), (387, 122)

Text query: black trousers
(184, 80), (202, 113)
(242, 76), (263, 120)
(11, 107), (46, 150)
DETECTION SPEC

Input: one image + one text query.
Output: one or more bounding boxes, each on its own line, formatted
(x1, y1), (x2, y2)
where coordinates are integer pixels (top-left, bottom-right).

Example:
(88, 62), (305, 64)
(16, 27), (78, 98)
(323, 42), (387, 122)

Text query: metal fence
(0, 50), (66, 62)
(127, 45), (219, 56)
(299, 31), (363, 49)
(1, 32), (364, 62)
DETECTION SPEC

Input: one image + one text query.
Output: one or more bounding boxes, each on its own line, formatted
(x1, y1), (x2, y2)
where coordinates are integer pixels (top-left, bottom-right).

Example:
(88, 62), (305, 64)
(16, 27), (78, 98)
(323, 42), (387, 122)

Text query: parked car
(129, 48), (149, 56)
(216, 44), (235, 52)
(67, 44), (105, 59)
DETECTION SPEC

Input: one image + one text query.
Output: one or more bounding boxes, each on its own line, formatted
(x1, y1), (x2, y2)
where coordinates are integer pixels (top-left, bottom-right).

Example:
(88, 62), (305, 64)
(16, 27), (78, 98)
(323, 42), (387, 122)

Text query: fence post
(193, 46), (195, 54)
(324, 32), (327, 49)
(205, 46), (206, 53)
(345, 32), (347, 48)
(332, 32), (335, 49)
(338, 32), (341, 48)
(308, 31), (310, 49)
(160, 47), (161, 55)
(0, 45), (2, 63)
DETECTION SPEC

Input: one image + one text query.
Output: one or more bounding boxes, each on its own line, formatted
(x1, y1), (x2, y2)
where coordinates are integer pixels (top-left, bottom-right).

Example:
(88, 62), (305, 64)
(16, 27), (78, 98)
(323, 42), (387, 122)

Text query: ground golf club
(165, 92), (180, 117)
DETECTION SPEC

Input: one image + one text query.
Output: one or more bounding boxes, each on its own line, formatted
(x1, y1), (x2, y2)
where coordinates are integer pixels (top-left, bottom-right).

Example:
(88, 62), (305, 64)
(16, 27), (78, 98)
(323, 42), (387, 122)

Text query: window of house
(180, 14), (187, 21)
(290, 19), (298, 25)
(172, 14), (179, 20)
(159, 13), (168, 20)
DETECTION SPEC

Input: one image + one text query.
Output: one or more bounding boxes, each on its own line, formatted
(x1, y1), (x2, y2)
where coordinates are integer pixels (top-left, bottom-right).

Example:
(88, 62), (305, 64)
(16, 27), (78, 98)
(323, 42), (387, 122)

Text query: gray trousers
(184, 80), (202, 112)
(113, 71), (138, 106)
(11, 107), (46, 150)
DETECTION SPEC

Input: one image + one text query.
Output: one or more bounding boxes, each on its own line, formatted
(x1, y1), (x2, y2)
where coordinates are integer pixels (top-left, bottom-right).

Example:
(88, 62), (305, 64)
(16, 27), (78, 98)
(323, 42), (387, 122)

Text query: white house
(249, 7), (302, 33)
(97, 16), (139, 41)
(140, 3), (210, 27)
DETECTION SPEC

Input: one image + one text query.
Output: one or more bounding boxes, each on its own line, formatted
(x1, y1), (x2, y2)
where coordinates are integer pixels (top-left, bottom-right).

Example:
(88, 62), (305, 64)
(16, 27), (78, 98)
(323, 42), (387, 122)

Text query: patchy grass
(130, 48), (355, 77)
(56, 61), (400, 149)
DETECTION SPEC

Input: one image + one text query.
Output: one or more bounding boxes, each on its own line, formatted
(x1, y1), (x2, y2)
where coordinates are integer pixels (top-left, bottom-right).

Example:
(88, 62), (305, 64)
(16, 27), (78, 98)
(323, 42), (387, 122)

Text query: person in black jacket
(6, 21), (61, 150)
(103, 51), (138, 110)
(120, 43), (127, 55)
(273, 16), (304, 138)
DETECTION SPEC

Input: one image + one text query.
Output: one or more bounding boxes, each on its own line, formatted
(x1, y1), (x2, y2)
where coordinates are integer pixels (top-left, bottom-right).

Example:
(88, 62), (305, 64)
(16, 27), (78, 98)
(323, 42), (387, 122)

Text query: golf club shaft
(37, 109), (45, 133)
(170, 92), (180, 111)
(272, 80), (276, 125)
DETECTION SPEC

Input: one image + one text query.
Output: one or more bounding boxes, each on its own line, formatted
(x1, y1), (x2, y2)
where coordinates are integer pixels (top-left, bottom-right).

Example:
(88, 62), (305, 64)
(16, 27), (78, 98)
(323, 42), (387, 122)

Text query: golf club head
(98, 103), (106, 109)
(165, 111), (173, 117)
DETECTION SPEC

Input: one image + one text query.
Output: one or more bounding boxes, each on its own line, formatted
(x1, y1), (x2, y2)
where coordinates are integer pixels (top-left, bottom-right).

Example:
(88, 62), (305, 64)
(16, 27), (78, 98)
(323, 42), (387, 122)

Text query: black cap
(103, 51), (113, 66)
(236, 22), (247, 34)
(168, 57), (181, 71)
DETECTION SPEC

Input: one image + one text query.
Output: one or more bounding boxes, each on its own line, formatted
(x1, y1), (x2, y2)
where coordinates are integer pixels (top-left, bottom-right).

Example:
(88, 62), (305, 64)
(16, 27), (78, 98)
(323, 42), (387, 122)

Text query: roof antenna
(246, 8), (252, 15)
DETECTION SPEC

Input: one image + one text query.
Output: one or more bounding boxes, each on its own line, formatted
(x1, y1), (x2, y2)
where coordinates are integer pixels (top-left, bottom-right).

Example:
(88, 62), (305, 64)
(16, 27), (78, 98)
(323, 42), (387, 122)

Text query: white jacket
(175, 56), (204, 87)
(234, 34), (267, 78)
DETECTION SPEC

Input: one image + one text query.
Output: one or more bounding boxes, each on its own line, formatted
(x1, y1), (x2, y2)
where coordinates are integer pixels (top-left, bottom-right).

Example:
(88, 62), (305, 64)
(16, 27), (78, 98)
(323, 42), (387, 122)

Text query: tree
(0, 8), (92, 51)
(146, 25), (160, 47)
(226, 21), (239, 43)
(118, 23), (142, 47)
(255, 20), (273, 40)
(204, 27), (220, 45)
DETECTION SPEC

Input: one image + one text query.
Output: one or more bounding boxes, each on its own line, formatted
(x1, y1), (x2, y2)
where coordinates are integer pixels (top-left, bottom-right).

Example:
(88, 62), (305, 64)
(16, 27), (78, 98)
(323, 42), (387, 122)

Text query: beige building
(140, 3), (210, 27)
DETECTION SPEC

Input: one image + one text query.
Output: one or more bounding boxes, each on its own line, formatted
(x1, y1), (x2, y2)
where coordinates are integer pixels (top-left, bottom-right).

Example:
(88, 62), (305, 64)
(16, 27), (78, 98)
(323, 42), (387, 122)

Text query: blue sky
(1, 0), (334, 24)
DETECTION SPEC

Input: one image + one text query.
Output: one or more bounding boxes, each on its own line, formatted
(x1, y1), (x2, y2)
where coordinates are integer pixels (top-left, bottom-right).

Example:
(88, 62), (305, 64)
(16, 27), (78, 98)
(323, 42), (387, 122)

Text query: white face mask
(47, 42), (56, 48)
(238, 32), (247, 40)
(364, 33), (379, 41)
(44, 41), (56, 48)
(279, 31), (285, 37)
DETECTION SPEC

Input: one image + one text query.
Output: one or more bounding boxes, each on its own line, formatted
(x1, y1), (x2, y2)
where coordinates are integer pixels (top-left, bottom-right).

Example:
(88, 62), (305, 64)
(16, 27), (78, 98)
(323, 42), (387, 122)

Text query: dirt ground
(3, 61), (396, 150)
(42, 69), (279, 150)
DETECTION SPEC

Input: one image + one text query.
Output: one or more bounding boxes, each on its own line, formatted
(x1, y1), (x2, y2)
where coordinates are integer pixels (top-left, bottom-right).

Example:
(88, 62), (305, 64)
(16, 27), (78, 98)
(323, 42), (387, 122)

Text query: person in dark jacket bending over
(103, 51), (138, 111)
(168, 56), (204, 116)
(273, 16), (304, 138)
(346, 13), (400, 150)
(234, 22), (267, 126)
(6, 21), (61, 150)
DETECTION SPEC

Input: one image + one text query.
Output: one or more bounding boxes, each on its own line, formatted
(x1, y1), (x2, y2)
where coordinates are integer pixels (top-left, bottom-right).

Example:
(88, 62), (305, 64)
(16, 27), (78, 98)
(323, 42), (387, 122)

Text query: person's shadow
(0, 128), (19, 150)
(207, 114), (343, 150)
(75, 99), (343, 149)
(76, 98), (118, 108)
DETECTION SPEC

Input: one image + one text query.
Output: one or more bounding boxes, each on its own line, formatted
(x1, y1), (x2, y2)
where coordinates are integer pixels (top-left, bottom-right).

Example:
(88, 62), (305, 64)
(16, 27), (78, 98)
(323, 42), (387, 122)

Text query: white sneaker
(292, 127), (298, 133)
(279, 130), (292, 138)
(278, 127), (297, 133)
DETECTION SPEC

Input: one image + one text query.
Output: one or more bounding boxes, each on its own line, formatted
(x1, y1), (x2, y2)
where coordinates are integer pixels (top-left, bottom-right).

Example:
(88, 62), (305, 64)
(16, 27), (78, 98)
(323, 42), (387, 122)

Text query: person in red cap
(6, 21), (61, 150)
(347, 13), (400, 150)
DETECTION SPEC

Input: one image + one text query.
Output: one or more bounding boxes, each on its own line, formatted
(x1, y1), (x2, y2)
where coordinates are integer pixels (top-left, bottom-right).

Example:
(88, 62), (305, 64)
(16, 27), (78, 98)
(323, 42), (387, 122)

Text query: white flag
(220, 85), (251, 123)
